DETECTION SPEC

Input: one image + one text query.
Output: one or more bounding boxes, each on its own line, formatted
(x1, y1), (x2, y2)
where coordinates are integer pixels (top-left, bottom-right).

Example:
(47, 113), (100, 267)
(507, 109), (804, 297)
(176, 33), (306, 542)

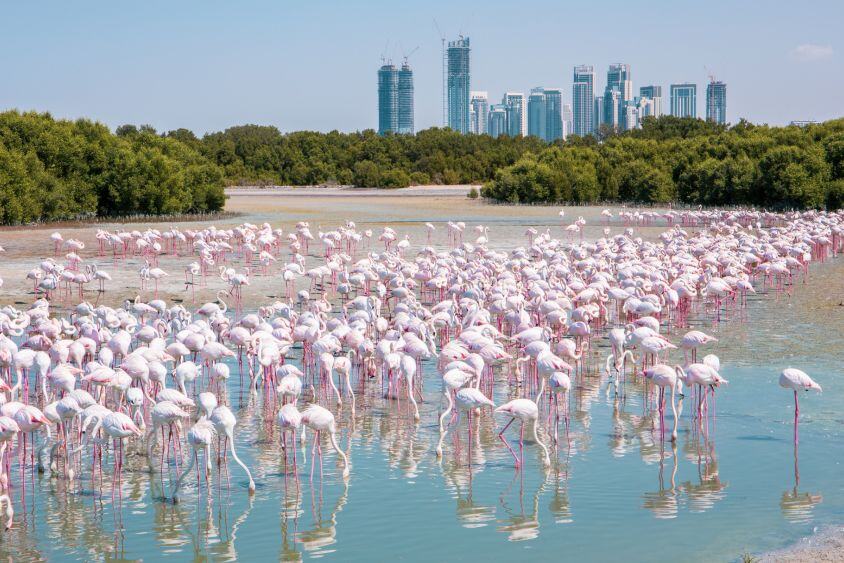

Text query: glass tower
(503, 92), (526, 137)
(527, 88), (547, 139)
(447, 37), (471, 134)
(398, 62), (414, 134)
(606, 64), (632, 102)
(670, 83), (697, 118)
(544, 88), (564, 142)
(593, 96), (604, 133)
(572, 65), (595, 137)
(470, 91), (489, 134)
(605, 63), (632, 129)
(378, 64), (398, 135)
(706, 81), (727, 124)
(603, 89), (621, 130)
(487, 105), (507, 138)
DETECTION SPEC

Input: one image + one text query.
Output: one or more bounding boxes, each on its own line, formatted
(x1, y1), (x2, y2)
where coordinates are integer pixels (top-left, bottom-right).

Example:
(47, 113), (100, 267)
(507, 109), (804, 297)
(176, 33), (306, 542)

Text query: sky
(1, 0), (841, 135)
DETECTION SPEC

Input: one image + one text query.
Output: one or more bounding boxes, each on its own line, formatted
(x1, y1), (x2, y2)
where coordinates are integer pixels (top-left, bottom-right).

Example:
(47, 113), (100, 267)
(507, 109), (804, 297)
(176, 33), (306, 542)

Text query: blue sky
(1, 0), (840, 134)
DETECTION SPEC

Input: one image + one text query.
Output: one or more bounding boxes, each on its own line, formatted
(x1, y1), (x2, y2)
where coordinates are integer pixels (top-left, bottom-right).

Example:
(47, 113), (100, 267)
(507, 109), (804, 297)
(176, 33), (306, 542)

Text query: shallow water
(0, 192), (842, 561)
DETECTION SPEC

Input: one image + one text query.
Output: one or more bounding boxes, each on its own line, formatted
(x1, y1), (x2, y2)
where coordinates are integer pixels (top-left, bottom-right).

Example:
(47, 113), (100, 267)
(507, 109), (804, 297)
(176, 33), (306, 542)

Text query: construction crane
(433, 19), (447, 126)
(704, 65), (717, 83)
(380, 40), (391, 66)
(402, 46), (419, 66)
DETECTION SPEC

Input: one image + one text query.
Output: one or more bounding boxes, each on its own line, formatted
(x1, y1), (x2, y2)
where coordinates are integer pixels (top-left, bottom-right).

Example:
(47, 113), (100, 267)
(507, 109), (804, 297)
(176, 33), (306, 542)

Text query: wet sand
(226, 184), (476, 197)
(758, 525), (844, 562)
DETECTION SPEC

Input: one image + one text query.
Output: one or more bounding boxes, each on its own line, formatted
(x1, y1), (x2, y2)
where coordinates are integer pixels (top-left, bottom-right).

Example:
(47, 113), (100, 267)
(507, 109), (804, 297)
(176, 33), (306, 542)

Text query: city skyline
(1, 1), (840, 134)
(381, 51), (726, 139)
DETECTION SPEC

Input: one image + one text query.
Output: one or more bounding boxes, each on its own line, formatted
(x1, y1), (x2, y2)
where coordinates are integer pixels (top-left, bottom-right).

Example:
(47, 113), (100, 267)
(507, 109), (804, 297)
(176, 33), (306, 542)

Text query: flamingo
(441, 387), (494, 465)
(495, 399), (550, 467)
(277, 403), (303, 468)
(301, 404), (349, 479)
(643, 364), (683, 442)
(209, 406), (256, 493)
(172, 418), (217, 503)
(779, 368), (822, 445)
(102, 412), (142, 499)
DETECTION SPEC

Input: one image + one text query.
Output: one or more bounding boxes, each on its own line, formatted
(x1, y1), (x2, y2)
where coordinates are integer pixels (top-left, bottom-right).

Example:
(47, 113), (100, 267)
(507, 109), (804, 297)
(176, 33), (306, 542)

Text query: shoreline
(0, 211), (240, 231)
(757, 526), (844, 562)
(224, 184), (477, 197)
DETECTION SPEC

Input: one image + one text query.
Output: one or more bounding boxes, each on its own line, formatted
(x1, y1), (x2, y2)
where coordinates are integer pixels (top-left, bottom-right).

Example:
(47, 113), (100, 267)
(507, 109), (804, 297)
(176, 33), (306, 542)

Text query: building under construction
(398, 62), (414, 134)
(447, 36), (471, 134)
(706, 80), (727, 124)
(378, 61), (413, 135)
(378, 63), (398, 135)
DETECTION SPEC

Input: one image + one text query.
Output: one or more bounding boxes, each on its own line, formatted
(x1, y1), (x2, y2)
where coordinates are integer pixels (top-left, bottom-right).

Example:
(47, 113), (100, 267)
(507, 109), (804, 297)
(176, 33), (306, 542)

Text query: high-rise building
(670, 83), (697, 118)
(562, 103), (573, 139)
(525, 87), (564, 142)
(544, 88), (564, 142)
(603, 88), (622, 130)
(447, 36), (471, 134)
(639, 85), (663, 117)
(470, 91), (489, 134)
(378, 63), (398, 135)
(593, 95), (604, 133)
(636, 96), (656, 120)
(397, 62), (414, 134)
(706, 80), (727, 124)
(527, 88), (547, 139)
(573, 65), (595, 137)
(623, 104), (639, 131)
(605, 64), (632, 130)
(488, 104), (507, 138)
(607, 63), (633, 102)
(503, 92), (526, 137)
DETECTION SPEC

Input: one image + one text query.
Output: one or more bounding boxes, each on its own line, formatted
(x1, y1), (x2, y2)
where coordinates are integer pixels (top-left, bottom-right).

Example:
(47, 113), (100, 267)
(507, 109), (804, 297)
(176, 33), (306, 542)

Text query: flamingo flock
(0, 206), (835, 534)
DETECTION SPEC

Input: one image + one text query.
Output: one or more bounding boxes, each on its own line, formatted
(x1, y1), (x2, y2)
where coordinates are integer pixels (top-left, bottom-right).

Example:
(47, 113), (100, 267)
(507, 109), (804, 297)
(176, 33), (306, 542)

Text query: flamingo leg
(497, 418), (520, 466)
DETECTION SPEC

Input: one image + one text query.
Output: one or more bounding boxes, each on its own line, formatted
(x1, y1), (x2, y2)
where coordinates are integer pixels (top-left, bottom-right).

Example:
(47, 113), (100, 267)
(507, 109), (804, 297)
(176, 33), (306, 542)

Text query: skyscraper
(447, 36), (471, 134)
(562, 103), (573, 139)
(636, 96), (656, 120)
(470, 91), (489, 134)
(397, 62), (414, 134)
(527, 88), (547, 139)
(606, 64), (633, 102)
(670, 83), (697, 118)
(605, 64), (632, 130)
(623, 104), (639, 131)
(503, 92), (526, 137)
(544, 88), (564, 142)
(639, 85), (663, 117)
(706, 80), (727, 124)
(572, 65), (595, 137)
(488, 105), (507, 138)
(377, 63), (398, 135)
(603, 88), (621, 130)
(593, 96), (604, 133)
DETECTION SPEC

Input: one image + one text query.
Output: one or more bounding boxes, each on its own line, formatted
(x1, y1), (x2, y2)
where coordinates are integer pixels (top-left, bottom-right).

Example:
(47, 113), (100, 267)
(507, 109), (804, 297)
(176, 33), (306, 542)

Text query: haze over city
(1, 0), (840, 133)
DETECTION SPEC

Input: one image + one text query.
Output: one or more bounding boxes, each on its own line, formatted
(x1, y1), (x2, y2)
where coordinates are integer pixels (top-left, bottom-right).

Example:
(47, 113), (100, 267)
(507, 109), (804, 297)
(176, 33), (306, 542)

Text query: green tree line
(0, 111), (225, 224)
(184, 125), (546, 188)
(3, 111), (843, 226)
(482, 116), (844, 209)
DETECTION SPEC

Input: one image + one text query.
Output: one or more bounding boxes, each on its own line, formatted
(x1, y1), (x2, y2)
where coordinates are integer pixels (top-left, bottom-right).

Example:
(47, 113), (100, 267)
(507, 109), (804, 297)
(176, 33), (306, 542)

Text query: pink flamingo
(779, 368), (822, 445)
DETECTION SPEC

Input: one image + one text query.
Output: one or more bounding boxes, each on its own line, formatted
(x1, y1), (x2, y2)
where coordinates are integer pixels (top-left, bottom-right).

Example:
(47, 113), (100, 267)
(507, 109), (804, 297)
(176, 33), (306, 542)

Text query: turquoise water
(1, 257), (841, 562)
(0, 196), (841, 561)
